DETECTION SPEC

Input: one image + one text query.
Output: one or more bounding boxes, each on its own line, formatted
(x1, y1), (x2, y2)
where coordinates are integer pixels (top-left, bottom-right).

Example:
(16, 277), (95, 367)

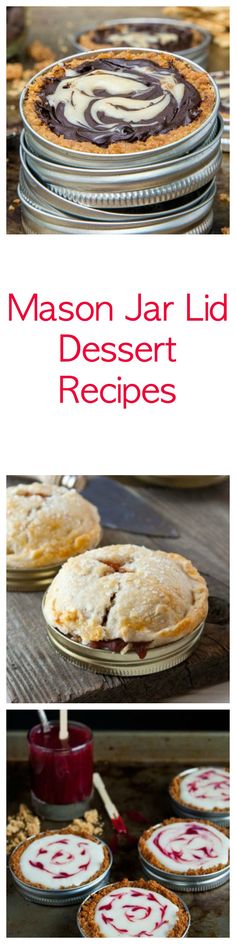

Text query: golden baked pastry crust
(10, 828), (110, 890)
(79, 877), (189, 937)
(7, 482), (101, 568)
(169, 769), (229, 813)
(139, 818), (230, 876)
(23, 50), (216, 155)
(44, 544), (208, 648)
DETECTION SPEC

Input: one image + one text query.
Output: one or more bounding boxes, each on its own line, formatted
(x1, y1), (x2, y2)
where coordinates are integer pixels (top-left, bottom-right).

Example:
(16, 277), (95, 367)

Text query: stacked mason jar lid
(211, 71), (230, 152)
(18, 49), (222, 235)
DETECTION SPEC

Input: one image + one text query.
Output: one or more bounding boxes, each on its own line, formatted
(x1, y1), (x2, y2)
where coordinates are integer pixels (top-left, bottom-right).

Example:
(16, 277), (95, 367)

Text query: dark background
(7, 709), (229, 732)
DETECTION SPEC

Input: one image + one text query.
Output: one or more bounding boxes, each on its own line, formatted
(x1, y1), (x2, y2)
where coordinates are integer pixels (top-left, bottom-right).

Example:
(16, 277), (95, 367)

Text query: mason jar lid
(19, 49), (220, 170)
(169, 766), (230, 826)
(42, 595), (206, 676)
(76, 881), (191, 936)
(73, 16), (211, 67)
(9, 835), (113, 905)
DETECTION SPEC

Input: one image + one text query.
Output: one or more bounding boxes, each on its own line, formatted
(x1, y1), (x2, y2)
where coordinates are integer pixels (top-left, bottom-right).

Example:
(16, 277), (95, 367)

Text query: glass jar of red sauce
(28, 721), (93, 820)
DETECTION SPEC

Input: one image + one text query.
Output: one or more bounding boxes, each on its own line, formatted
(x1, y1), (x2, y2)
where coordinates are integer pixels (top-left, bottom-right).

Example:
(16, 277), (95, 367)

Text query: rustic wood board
(7, 5), (229, 235)
(7, 730), (229, 938)
(7, 478), (229, 704)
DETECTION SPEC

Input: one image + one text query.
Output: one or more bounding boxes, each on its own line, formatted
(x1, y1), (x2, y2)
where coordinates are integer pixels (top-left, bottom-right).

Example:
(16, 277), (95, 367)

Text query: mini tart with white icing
(7, 482), (101, 569)
(10, 829), (110, 891)
(79, 878), (189, 937)
(43, 544), (208, 656)
(23, 50), (216, 155)
(139, 818), (230, 876)
(169, 767), (230, 813)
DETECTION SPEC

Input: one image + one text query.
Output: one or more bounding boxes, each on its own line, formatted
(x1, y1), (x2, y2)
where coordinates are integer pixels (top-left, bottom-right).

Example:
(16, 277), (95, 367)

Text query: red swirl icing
(180, 767), (229, 809)
(147, 821), (229, 873)
(95, 887), (179, 936)
(20, 833), (104, 888)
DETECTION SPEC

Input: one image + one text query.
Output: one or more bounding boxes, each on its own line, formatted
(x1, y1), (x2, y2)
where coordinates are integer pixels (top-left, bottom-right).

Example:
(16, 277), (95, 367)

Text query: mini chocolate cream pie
(139, 819), (230, 877)
(23, 50), (216, 155)
(7, 482), (101, 569)
(78, 21), (202, 54)
(43, 544), (208, 659)
(169, 767), (230, 814)
(79, 878), (189, 937)
(10, 829), (110, 891)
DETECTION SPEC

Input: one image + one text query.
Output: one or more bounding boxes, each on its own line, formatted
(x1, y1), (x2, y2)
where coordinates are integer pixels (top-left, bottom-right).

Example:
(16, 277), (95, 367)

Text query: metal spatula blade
(82, 477), (178, 538)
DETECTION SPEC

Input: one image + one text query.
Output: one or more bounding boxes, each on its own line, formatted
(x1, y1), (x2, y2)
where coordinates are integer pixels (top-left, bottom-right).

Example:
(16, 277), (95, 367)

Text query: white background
(1, 0), (234, 941)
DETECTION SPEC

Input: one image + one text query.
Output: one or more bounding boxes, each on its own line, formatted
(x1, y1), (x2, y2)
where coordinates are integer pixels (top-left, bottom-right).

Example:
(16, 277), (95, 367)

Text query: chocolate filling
(90, 22), (196, 53)
(35, 57), (201, 147)
(90, 638), (149, 659)
(101, 591), (117, 627)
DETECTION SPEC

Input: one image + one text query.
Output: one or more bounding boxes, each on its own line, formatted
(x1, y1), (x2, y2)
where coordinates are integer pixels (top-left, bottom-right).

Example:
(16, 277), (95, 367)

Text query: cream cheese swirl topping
(105, 29), (180, 47)
(146, 821), (229, 874)
(180, 767), (230, 811)
(36, 57), (201, 146)
(20, 834), (105, 889)
(91, 23), (195, 52)
(95, 886), (179, 937)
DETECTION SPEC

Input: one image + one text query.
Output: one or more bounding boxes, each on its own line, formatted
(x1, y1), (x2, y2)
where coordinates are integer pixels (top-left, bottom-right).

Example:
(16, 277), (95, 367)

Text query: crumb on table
(27, 39), (55, 62)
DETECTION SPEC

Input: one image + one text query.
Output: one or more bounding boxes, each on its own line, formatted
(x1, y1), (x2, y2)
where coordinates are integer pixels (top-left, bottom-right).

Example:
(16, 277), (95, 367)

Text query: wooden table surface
(7, 5), (229, 235)
(7, 477), (229, 704)
(7, 729), (229, 938)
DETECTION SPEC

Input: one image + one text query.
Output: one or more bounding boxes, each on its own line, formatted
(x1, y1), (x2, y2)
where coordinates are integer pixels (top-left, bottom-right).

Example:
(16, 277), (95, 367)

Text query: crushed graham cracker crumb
(27, 40), (55, 62)
(7, 63), (23, 81)
(219, 193), (230, 203)
(7, 805), (103, 854)
(7, 805), (40, 854)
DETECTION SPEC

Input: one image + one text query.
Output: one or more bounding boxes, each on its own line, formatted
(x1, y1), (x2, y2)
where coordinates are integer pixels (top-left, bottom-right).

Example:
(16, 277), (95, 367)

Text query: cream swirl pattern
(19, 834), (105, 889)
(180, 768), (230, 811)
(35, 58), (201, 146)
(95, 886), (179, 937)
(145, 821), (229, 874)
(90, 23), (196, 52)
(100, 29), (181, 48)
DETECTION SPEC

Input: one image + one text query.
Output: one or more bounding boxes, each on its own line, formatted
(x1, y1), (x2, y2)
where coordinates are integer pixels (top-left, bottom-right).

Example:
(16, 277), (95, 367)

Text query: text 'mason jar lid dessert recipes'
(78, 878), (190, 937)
(22, 49), (216, 156)
(169, 767), (230, 824)
(43, 544), (208, 674)
(138, 818), (230, 891)
(9, 829), (112, 905)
